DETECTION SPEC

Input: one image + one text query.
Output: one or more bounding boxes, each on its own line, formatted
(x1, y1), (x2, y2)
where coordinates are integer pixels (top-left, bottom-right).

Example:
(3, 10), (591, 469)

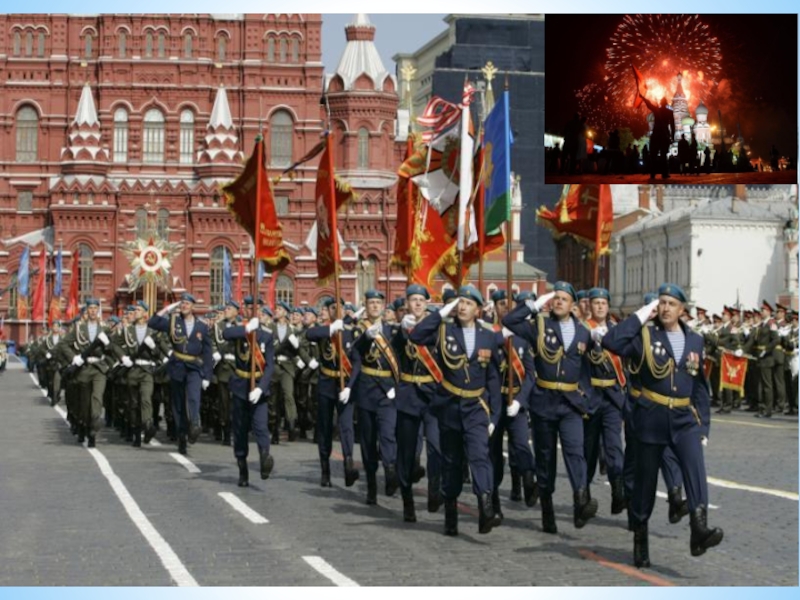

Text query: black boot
(509, 468), (522, 502)
(633, 521), (651, 568)
(287, 420), (298, 442)
(491, 490), (503, 523)
(540, 494), (558, 534)
(178, 435), (187, 456)
(132, 428), (142, 448)
(188, 423), (201, 445)
(689, 505), (724, 557)
(271, 425), (281, 446)
(573, 487), (598, 528)
(237, 458), (249, 487)
(124, 422), (134, 443)
(87, 434), (96, 448)
(668, 486), (689, 524)
(222, 426), (231, 446)
(611, 477), (627, 515)
(366, 472), (378, 505)
(259, 449), (274, 480)
(444, 499), (458, 536)
(412, 459), (426, 484)
(78, 425), (86, 444)
(523, 471), (539, 507)
(478, 492), (501, 534)
(344, 456), (359, 487)
(384, 464), (398, 497)
(427, 476), (442, 513)
(320, 458), (332, 488)
(402, 488), (417, 523)
(462, 460), (471, 484)
(143, 420), (156, 444)
(213, 423), (222, 442)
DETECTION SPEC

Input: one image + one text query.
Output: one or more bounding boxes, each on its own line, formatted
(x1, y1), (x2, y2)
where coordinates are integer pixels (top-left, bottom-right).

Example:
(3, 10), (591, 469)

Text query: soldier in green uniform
(297, 308), (321, 440)
(716, 307), (747, 413)
(773, 304), (789, 414)
(42, 321), (65, 406)
(786, 311), (798, 415)
(746, 301), (780, 418)
(211, 300), (240, 446)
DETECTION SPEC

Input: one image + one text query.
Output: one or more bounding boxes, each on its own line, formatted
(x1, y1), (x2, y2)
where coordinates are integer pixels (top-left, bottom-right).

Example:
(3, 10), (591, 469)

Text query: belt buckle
(555, 382), (563, 391)
(668, 397), (674, 409)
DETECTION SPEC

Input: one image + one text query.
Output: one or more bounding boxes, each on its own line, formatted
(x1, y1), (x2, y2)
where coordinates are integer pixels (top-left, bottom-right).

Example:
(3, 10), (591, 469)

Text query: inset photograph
(545, 14), (798, 184)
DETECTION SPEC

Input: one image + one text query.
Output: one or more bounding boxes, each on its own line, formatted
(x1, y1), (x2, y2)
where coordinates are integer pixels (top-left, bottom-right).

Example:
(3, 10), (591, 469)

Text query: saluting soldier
(409, 284), (502, 536)
(211, 300), (241, 446)
(603, 284), (722, 568)
(148, 293), (213, 455)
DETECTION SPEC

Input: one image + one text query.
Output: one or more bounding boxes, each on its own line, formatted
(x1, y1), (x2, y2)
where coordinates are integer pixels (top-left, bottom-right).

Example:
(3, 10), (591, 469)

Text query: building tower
(693, 101), (711, 145)
(671, 73), (689, 141)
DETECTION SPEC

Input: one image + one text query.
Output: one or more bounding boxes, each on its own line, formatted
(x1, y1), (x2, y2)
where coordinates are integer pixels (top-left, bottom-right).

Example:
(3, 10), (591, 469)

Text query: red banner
(720, 352), (748, 395)
(31, 246), (46, 322)
(536, 184), (614, 257)
(65, 253), (79, 320)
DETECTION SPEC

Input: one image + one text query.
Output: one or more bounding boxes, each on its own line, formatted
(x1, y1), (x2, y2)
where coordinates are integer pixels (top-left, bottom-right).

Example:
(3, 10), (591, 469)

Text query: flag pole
(327, 132), (346, 393)
(405, 131), (415, 287)
(250, 135), (264, 392)
(477, 132), (486, 298)
(503, 76), (514, 409)
(593, 185), (602, 288)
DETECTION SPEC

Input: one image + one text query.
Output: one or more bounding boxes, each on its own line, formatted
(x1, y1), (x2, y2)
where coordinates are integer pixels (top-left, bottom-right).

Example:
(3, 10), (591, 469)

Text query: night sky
(545, 14), (798, 161)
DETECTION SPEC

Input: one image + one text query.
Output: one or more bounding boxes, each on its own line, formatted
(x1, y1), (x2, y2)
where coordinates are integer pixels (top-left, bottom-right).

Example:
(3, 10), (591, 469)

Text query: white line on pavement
(302, 556), (359, 587)
(218, 492), (269, 524)
(169, 453), (202, 474)
(601, 480), (720, 509)
(707, 477), (798, 501)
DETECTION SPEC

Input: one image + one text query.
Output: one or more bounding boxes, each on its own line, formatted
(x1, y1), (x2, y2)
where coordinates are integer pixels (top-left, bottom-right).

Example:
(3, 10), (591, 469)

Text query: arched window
(84, 33), (93, 58)
(15, 106), (39, 163)
(279, 38), (287, 63)
(78, 244), (93, 304)
(9, 272), (19, 319)
(25, 31), (33, 57)
(145, 32), (153, 58)
(135, 208), (148, 237)
(357, 256), (377, 298)
(113, 108), (128, 163)
(37, 32), (45, 57)
(217, 35), (227, 61)
(184, 33), (192, 58)
(276, 274), (294, 307)
(179, 109), (194, 164)
(118, 31), (126, 58)
(269, 110), (293, 167)
(267, 37), (275, 62)
(358, 127), (369, 169)
(157, 208), (169, 239)
(13, 31), (20, 56)
(142, 108), (165, 164)
(210, 246), (230, 307)
(291, 38), (299, 63)
(157, 32), (166, 58)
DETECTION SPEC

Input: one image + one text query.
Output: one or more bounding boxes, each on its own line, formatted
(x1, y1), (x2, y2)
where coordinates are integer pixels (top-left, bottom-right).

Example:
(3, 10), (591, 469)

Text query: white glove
(245, 317), (260, 333)
(353, 307), (366, 320)
(635, 299), (660, 325)
(387, 387), (396, 400)
(158, 301), (180, 316)
(366, 322), (382, 339)
(121, 356), (133, 368)
(734, 349), (743, 358)
(296, 358), (306, 370)
(144, 336), (156, 350)
(162, 357), (169, 364)
(201, 379), (210, 391)
(532, 291), (556, 312)
(338, 387), (351, 404)
(248, 387), (263, 404)
(98, 332), (110, 347)
(488, 423), (496, 437)
(438, 298), (461, 319)
(46, 352), (52, 359)
(288, 333), (300, 349)
(507, 399), (521, 417)
(329, 319), (344, 336)
(212, 351), (222, 365)
(72, 355), (84, 367)
(591, 326), (608, 343)
(701, 435), (708, 447)
(308, 358), (319, 370)
(502, 327), (515, 340)
(401, 314), (417, 331)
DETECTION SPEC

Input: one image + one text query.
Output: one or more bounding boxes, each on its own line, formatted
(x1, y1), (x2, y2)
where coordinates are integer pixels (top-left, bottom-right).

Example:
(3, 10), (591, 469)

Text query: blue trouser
(631, 433), (709, 524)
(358, 402), (397, 476)
(397, 410), (441, 489)
(623, 408), (684, 498)
(317, 378), (355, 460)
(584, 400), (624, 484)
(491, 411), (535, 489)
(533, 407), (587, 496)
(170, 371), (201, 436)
(231, 393), (270, 459)
(439, 401), (493, 499)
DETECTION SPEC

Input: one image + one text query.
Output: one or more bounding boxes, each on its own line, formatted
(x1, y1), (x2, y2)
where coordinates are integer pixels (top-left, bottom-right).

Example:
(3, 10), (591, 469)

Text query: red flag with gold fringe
(719, 352), (748, 395)
(536, 184), (613, 257)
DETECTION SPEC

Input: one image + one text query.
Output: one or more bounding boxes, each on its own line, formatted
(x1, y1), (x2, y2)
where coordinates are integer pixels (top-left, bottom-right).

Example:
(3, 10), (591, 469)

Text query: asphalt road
(545, 171), (798, 185)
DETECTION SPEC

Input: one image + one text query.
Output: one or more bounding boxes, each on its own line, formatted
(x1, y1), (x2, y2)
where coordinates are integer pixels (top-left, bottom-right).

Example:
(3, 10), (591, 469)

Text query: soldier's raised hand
(635, 299), (660, 325)
(438, 298), (461, 319)
(366, 322), (382, 339)
(530, 291), (556, 313)
(329, 319), (344, 336)
(245, 317), (260, 333)
(401, 314), (417, 331)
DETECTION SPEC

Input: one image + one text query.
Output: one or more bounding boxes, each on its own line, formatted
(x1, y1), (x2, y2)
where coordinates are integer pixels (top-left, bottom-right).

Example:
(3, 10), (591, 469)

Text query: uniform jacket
(745, 320), (779, 368)
(305, 325), (362, 390)
(212, 319), (238, 384)
(59, 320), (114, 374)
(392, 323), (440, 417)
(586, 319), (627, 411)
(222, 326), (275, 401)
(268, 321), (311, 378)
(111, 323), (167, 375)
(148, 313), (213, 381)
(351, 320), (400, 413)
(493, 328), (536, 413)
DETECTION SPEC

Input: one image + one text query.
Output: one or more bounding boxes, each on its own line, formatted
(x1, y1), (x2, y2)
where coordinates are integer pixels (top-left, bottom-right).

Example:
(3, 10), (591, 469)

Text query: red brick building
(0, 13), (543, 343)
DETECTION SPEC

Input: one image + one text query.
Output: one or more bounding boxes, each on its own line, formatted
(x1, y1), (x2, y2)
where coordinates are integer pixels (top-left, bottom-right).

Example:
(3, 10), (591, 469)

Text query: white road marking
(149, 438), (162, 447)
(602, 481), (719, 509)
(302, 556), (359, 587)
(37, 373), (198, 586)
(218, 492), (269, 524)
(169, 453), (201, 474)
(714, 418), (796, 430)
(707, 477), (798, 501)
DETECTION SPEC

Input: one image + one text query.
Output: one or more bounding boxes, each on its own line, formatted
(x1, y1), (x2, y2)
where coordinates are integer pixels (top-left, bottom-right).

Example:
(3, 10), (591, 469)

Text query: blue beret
(643, 293), (658, 304)
(588, 287), (610, 301)
(576, 289), (589, 301)
(553, 281), (577, 301)
(278, 301), (292, 313)
(292, 307), (304, 314)
(180, 293), (197, 304)
(490, 289), (507, 303)
(405, 285), (429, 300)
(136, 300), (150, 312)
(345, 303), (356, 312)
(260, 306), (273, 317)
(243, 295), (263, 305)
(305, 307), (319, 317)
(458, 284), (484, 306)
(225, 300), (240, 310)
(108, 316), (120, 324)
(515, 291), (534, 304)
(321, 297), (335, 308)
(125, 304), (137, 313)
(426, 306), (438, 314)
(658, 283), (687, 303)
(442, 288), (457, 303)
(85, 298), (100, 307)
(365, 289), (385, 301)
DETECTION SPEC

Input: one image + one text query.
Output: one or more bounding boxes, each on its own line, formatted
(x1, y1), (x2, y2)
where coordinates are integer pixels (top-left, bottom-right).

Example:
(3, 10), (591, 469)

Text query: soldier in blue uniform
(148, 293), (213, 455)
(602, 284), (723, 568)
(305, 297), (362, 488)
(408, 285), (502, 535)
(222, 315), (276, 487)
(393, 284), (442, 522)
(502, 282), (599, 534)
(352, 290), (400, 505)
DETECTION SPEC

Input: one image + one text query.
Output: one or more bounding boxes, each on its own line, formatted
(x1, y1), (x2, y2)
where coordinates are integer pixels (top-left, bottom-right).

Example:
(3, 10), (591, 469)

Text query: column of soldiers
(28, 282), (800, 570)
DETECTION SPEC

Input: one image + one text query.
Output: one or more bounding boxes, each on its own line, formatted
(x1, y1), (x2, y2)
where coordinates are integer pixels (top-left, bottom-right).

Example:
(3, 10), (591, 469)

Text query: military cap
(458, 284), (484, 306)
(180, 293), (197, 304)
(730, 306), (741, 316)
(442, 288), (457, 303)
(712, 314), (722, 323)
(321, 297), (344, 308)
(722, 306), (732, 317)
(225, 300), (240, 311)
(125, 304), (137, 313)
(85, 298), (100, 307)
(260, 306), (273, 317)
(277, 301), (293, 313)
(136, 300), (149, 312)
(391, 298), (405, 311)
(696, 306), (707, 315)
(490, 289), (507, 303)
(776, 303), (787, 313)
(108, 316), (121, 325)
(426, 305), (439, 314)
(761, 300), (774, 312)
(243, 295), (264, 306)
(657, 283), (687, 303)
(553, 281), (577, 301)
(364, 289), (385, 301)
(790, 310), (798, 321)
(345, 303), (356, 312)
(515, 291), (535, 304)
(643, 292), (658, 304)
(305, 307), (319, 317)
(588, 287), (610, 301)
(292, 306), (304, 314)
(576, 289), (589, 301)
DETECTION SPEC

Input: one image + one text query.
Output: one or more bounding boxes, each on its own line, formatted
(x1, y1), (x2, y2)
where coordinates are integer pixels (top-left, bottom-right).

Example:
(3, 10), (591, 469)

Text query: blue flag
(54, 246), (63, 297)
(257, 260), (266, 285)
(483, 90), (513, 234)
(18, 246), (30, 296)
(222, 248), (232, 304)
